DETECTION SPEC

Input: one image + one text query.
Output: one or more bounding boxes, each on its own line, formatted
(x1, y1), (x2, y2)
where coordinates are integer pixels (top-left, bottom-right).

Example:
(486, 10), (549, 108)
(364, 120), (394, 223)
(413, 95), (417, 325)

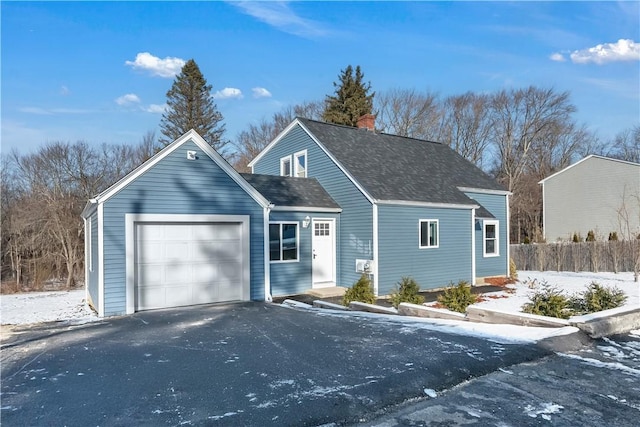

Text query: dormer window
(294, 150), (307, 178)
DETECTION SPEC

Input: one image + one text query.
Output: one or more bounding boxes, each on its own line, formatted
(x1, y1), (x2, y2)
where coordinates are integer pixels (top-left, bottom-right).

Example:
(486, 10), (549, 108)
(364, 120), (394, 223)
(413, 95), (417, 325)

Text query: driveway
(1, 302), (549, 426)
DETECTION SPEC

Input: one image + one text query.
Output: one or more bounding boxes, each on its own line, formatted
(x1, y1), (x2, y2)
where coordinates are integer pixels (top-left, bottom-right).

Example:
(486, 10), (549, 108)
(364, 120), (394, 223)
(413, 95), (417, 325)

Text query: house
(539, 155), (640, 242)
(83, 117), (510, 317)
(249, 116), (510, 297)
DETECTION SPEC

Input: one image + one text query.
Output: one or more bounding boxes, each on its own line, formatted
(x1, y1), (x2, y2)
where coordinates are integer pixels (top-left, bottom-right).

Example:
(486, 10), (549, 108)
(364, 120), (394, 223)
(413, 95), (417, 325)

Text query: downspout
(263, 205), (273, 302)
(506, 194), (511, 277)
(97, 203), (105, 317)
(372, 202), (379, 296)
(83, 217), (90, 310)
(471, 208), (476, 285)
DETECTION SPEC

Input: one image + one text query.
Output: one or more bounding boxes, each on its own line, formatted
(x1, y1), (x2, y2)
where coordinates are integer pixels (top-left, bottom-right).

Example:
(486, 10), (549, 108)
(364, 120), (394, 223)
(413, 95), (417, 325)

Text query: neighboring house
(83, 118), (510, 317)
(249, 117), (510, 297)
(539, 155), (640, 242)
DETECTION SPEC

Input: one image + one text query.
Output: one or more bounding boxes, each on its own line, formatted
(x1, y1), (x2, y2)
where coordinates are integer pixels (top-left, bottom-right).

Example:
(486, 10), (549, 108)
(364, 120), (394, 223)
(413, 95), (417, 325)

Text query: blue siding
(87, 211), (99, 310)
(254, 124), (373, 288)
(101, 140), (265, 316)
(268, 211), (340, 296)
(377, 205), (473, 294)
(465, 192), (508, 278)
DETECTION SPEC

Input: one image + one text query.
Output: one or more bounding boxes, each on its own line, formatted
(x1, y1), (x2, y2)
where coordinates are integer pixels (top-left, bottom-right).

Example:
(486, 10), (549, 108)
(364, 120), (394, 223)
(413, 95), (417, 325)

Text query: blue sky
(2, 1), (639, 154)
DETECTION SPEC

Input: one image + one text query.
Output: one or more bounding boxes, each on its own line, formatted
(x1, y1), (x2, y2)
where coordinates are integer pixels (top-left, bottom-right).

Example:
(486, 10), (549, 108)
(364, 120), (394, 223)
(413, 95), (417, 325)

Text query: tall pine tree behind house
(322, 65), (375, 127)
(159, 59), (227, 151)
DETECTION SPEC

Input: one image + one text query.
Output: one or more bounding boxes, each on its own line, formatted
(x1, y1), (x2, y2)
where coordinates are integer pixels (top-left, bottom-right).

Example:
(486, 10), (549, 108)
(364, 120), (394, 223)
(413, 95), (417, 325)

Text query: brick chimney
(356, 114), (375, 131)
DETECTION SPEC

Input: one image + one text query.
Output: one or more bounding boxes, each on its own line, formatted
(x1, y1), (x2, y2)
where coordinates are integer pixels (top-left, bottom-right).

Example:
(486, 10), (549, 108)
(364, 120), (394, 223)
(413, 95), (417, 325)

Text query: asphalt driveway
(1, 302), (550, 426)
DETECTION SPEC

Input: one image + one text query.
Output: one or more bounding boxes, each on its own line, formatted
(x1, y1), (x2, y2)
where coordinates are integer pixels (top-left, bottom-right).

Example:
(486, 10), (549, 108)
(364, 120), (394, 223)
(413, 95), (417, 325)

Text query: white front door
(312, 219), (336, 288)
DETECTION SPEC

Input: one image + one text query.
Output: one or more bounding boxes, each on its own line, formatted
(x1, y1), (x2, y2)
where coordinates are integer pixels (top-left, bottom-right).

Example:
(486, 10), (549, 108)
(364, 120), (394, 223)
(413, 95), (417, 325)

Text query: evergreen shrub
(570, 282), (627, 314)
(522, 285), (572, 319)
(342, 274), (376, 306)
(390, 276), (425, 308)
(437, 280), (477, 313)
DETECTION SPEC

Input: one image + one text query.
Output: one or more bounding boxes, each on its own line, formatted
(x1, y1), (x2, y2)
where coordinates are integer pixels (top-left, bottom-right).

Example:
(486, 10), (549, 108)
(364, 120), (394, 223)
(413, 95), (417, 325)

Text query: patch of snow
(423, 388), (437, 398)
(558, 353), (640, 377)
(1, 290), (98, 326)
(524, 402), (563, 419)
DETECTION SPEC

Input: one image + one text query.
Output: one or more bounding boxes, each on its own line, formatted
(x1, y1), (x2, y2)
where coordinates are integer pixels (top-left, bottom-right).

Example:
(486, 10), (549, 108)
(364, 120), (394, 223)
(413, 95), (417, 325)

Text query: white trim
(538, 155), (640, 185)
(418, 219), (440, 249)
(376, 199), (478, 210)
(471, 209), (476, 285)
(89, 129), (269, 210)
(483, 219), (500, 258)
(87, 217), (93, 273)
(248, 119), (301, 167)
(83, 217), (90, 310)
(311, 217), (337, 287)
(294, 149), (308, 178)
(505, 194), (511, 276)
(270, 206), (342, 213)
(264, 206), (272, 302)
(280, 155), (292, 177)
(268, 221), (300, 263)
(541, 179), (546, 241)
(372, 204), (379, 296)
(457, 186), (512, 196)
(97, 203), (105, 317)
(125, 214), (251, 314)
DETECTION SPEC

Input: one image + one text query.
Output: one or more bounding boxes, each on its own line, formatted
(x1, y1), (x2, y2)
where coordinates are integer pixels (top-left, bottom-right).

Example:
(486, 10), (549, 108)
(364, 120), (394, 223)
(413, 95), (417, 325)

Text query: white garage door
(135, 222), (245, 311)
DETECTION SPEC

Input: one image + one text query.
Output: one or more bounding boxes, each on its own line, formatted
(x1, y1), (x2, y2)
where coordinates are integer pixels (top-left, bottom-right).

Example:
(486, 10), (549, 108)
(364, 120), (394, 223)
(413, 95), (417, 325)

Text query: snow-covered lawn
(1, 289), (98, 326)
(473, 270), (640, 313)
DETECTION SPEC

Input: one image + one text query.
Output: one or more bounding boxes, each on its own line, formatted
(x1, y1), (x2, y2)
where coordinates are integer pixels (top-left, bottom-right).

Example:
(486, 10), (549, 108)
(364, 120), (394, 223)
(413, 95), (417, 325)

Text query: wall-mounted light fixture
(187, 150), (197, 160)
(303, 216), (311, 228)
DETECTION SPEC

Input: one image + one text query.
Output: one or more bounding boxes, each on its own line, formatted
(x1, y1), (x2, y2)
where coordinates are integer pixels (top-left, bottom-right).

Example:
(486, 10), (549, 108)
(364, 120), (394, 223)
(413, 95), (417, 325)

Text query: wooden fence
(510, 240), (639, 273)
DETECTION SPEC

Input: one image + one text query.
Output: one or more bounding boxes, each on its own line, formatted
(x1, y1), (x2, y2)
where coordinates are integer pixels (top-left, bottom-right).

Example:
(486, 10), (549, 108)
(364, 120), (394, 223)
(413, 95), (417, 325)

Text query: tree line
(2, 61), (638, 291)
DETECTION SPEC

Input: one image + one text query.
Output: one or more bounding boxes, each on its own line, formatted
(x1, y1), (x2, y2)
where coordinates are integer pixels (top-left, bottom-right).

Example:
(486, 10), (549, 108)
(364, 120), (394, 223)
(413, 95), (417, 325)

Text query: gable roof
(294, 118), (506, 206)
(81, 130), (270, 218)
(241, 173), (341, 211)
(538, 154), (640, 185)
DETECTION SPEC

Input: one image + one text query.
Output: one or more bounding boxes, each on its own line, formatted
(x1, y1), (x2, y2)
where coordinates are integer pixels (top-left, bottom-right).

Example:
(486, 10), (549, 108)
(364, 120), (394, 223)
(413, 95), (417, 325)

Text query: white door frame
(311, 217), (336, 288)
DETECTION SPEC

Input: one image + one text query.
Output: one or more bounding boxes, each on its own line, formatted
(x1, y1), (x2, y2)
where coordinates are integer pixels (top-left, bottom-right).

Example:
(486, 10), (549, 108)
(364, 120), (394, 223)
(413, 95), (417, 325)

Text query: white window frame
(269, 221), (299, 263)
(419, 219), (439, 249)
(294, 150), (307, 178)
(280, 155), (292, 177)
(483, 220), (499, 257)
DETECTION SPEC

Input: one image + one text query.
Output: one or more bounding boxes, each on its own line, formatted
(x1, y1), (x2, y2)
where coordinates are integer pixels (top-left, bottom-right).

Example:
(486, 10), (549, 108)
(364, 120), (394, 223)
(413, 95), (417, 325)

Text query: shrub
(437, 280), (477, 313)
(509, 258), (518, 280)
(522, 285), (572, 319)
(570, 281), (627, 314)
(342, 274), (375, 306)
(586, 230), (596, 242)
(608, 232), (619, 241)
(390, 276), (425, 308)
(572, 233), (580, 243)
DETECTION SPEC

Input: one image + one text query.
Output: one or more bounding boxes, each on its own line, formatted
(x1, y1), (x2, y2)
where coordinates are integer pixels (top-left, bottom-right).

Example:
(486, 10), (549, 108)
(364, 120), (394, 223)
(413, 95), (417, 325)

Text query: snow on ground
(1, 289), (98, 326)
(473, 270), (640, 314)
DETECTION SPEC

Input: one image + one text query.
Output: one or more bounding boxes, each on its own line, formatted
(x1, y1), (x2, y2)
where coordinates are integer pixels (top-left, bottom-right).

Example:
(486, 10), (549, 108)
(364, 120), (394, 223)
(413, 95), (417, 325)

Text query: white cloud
(549, 52), (565, 62)
(252, 87), (272, 98)
(60, 86), (70, 96)
(125, 52), (186, 78)
(213, 87), (243, 99)
(115, 93), (141, 106)
(144, 104), (167, 114)
(569, 39), (640, 65)
(232, 1), (330, 38)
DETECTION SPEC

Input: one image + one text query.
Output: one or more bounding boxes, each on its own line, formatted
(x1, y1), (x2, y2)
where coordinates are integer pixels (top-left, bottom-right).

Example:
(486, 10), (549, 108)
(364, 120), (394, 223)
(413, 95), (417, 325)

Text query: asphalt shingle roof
(241, 173), (340, 209)
(298, 118), (506, 205)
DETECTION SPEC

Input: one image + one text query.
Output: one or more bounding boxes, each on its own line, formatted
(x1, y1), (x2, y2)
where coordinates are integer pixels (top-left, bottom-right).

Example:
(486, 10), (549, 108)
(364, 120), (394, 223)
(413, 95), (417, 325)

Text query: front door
(312, 219), (336, 288)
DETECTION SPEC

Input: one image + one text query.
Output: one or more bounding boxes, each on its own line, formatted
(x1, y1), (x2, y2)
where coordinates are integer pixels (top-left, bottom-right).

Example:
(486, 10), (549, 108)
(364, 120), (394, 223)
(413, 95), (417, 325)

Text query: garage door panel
(135, 221), (246, 311)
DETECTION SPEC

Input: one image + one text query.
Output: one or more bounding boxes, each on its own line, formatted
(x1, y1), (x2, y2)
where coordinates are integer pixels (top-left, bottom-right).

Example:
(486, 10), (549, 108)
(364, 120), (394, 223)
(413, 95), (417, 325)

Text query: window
(294, 150), (307, 177)
(280, 156), (292, 177)
(314, 222), (329, 236)
(269, 223), (299, 262)
(419, 220), (439, 248)
(483, 220), (499, 257)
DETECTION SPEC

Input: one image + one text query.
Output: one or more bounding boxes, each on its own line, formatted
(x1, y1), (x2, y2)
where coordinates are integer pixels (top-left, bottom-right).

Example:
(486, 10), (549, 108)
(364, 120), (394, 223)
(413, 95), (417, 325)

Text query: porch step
(305, 286), (347, 298)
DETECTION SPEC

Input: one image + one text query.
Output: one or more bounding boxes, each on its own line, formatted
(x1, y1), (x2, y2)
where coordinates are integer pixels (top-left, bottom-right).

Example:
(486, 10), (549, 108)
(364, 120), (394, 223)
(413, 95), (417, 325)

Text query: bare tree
(608, 125), (640, 163)
(375, 88), (441, 140)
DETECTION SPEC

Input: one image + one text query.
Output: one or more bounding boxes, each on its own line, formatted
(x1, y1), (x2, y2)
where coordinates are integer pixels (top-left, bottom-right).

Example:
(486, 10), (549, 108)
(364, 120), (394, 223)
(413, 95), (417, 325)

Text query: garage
(132, 218), (250, 311)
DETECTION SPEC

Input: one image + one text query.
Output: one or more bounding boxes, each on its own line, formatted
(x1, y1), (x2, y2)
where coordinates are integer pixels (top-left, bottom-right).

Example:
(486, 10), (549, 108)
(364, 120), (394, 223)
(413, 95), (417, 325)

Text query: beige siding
(542, 156), (640, 241)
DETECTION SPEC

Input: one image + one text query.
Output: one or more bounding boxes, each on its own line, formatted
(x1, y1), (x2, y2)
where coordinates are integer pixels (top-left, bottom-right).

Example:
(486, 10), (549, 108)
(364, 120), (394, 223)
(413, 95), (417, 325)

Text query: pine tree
(159, 59), (227, 151)
(322, 65), (374, 127)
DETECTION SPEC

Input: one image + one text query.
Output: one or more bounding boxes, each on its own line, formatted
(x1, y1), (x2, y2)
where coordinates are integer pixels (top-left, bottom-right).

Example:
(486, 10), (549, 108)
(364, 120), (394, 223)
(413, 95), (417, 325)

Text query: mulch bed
(273, 283), (509, 308)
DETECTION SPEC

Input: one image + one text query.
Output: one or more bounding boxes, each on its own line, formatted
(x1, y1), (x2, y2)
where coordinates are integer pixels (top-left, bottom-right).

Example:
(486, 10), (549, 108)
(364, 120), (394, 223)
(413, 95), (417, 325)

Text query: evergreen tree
(322, 65), (374, 127)
(159, 59), (227, 151)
